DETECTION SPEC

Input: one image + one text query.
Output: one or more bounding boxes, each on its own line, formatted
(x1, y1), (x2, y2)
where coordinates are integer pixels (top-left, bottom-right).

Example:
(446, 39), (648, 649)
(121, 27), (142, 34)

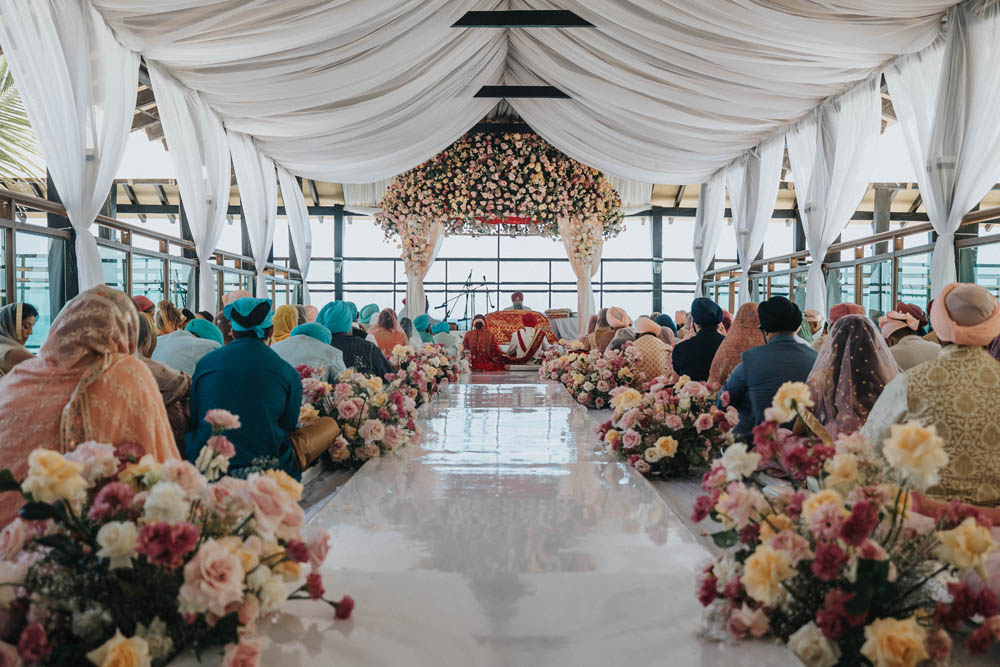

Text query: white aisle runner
(223, 376), (795, 666)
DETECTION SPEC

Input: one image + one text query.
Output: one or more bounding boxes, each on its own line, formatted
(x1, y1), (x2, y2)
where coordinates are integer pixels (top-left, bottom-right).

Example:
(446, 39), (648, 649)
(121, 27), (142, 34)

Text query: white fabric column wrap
(229, 130), (278, 297)
(277, 166), (313, 305)
(692, 174), (726, 297)
(558, 217), (603, 332)
(404, 221), (446, 319)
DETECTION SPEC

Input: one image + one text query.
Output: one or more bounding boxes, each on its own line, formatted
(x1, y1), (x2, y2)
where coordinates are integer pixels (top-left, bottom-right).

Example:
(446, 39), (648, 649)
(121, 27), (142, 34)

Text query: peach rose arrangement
(693, 382), (1000, 665)
(0, 410), (352, 666)
(596, 374), (738, 479)
(386, 343), (460, 408)
(540, 343), (643, 409)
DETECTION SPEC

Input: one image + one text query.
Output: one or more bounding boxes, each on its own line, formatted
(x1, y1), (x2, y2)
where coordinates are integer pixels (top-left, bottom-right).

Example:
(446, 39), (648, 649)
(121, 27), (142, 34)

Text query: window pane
(862, 261), (892, 317)
(897, 252), (932, 310)
(132, 256), (165, 303)
(15, 231), (64, 350)
(170, 262), (194, 309)
(100, 245), (128, 292)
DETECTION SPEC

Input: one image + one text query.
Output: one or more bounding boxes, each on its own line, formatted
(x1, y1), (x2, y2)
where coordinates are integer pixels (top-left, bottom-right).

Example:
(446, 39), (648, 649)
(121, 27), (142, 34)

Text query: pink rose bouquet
(541, 343), (643, 409)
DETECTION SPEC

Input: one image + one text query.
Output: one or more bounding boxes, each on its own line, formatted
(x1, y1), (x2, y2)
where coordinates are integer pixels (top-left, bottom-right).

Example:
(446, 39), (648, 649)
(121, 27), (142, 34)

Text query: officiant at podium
(505, 291), (529, 311)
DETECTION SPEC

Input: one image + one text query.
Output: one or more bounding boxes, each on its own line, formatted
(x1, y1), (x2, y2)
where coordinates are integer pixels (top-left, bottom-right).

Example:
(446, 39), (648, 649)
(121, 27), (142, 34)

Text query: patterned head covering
(432, 321), (451, 335)
(318, 301), (354, 335)
(607, 307), (631, 329)
(291, 322), (332, 345)
(413, 314), (430, 332)
(807, 314), (899, 438)
(132, 295), (156, 314)
(690, 298), (722, 327)
(222, 290), (252, 307)
(0, 303), (27, 352)
(709, 303), (765, 385)
(521, 312), (539, 328)
(930, 283), (1000, 346)
(655, 313), (677, 333)
(185, 318), (224, 345)
(272, 305), (298, 342)
(224, 297), (274, 339)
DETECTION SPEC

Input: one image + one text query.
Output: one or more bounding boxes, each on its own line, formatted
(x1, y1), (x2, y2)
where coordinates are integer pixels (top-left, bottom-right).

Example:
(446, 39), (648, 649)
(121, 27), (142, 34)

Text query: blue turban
(359, 303), (379, 324)
(185, 318), (224, 345)
(413, 314), (430, 332)
(223, 297), (273, 339)
(318, 301), (354, 334)
(655, 313), (677, 333)
(431, 321), (450, 334)
(690, 297), (723, 327)
(291, 322), (332, 345)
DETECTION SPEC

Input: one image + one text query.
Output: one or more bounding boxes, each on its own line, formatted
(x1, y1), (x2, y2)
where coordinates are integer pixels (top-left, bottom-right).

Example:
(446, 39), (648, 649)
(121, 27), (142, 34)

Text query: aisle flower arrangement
(539, 344), (643, 409)
(387, 344), (460, 407)
(693, 382), (1000, 665)
(0, 411), (352, 667)
(596, 374), (738, 478)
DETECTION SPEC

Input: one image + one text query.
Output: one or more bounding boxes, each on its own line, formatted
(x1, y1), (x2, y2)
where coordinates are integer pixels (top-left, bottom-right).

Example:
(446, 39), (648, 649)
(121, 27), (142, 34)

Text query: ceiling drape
(228, 130), (278, 298)
(278, 167), (314, 305)
(692, 174), (726, 297)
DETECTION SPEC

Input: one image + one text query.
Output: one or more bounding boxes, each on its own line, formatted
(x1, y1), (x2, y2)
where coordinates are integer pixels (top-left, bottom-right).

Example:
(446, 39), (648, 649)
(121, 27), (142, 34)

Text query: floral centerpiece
(0, 410), (352, 667)
(596, 374), (738, 478)
(693, 382), (1000, 665)
(540, 344), (642, 409)
(387, 344), (458, 407)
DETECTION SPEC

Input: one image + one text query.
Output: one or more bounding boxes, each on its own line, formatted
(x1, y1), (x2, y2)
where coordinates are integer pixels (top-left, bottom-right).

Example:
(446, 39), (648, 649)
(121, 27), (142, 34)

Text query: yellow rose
(617, 367), (632, 379)
(571, 372), (585, 385)
(365, 376), (383, 394)
(119, 454), (161, 490)
(758, 513), (794, 543)
(655, 436), (678, 458)
(611, 388), (642, 411)
(370, 391), (387, 407)
(801, 489), (846, 519)
(934, 517), (997, 579)
(860, 617), (928, 667)
(741, 544), (795, 606)
(217, 536), (261, 574)
(263, 470), (304, 502)
(675, 375), (690, 389)
(273, 560), (301, 582)
(770, 381), (814, 423)
(426, 366), (439, 379)
(882, 421), (949, 490)
(604, 429), (620, 444)
(21, 450), (88, 503)
(823, 453), (859, 491)
(86, 630), (152, 667)
(298, 403), (319, 425)
(343, 424), (357, 441)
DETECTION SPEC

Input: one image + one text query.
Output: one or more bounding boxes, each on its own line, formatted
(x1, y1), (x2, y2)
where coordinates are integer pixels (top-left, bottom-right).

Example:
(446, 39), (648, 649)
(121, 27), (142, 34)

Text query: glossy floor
(186, 376), (796, 666)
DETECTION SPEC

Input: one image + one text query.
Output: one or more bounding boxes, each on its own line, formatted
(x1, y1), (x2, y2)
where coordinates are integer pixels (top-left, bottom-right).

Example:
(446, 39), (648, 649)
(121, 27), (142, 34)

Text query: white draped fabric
(278, 167), (314, 305)
(343, 180), (395, 209)
(725, 137), (784, 305)
(404, 221), (446, 319)
(228, 131), (278, 298)
(89, 0), (957, 184)
(692, 175), (726, 297)
(786, 78), (882, 315)
(0, 0), (137, 291)
(148, 63), (230, 313)
(605, 175), (653, 212)
(558, 218), (603, 332)
(886, 3), (1000, 296)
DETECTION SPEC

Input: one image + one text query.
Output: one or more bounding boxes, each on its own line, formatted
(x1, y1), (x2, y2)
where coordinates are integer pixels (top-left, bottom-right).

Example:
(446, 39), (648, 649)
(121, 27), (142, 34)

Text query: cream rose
(143, 482), (191, 524)
(741, 544), (795, 606)
(0, 519), (27, 561)
(611, 388), (642, 412)
(263, 470), (303, 503)
(823, 453), (859, 491)
(655, 436), (679, 458)
(178, 540), (245, 617)
(882, 421), (949, 490)
(85, 630), (151, 667)
(860, 617), (928, 667)
(21, 449), (88, 503)
(721, 443), (760, 481)
(769, 381), (814, 423)
(934, 517), (997, 579)
(643, 447), (662, 463)
(787, 622), (840, 667)
(96, 521), (139, 570)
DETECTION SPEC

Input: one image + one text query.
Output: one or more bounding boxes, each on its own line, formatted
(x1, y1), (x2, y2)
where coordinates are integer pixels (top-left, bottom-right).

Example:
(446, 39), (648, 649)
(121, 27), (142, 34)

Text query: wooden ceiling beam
(452, 10), (594, 28)
(474, 85), (569, 99)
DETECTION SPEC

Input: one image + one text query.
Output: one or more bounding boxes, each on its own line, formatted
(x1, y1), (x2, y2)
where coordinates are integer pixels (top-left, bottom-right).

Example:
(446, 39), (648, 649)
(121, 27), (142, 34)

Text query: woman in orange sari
(708, 303), (766, 386)
(0, 285), (179, 525)
(368, 308), (409, 357)
(463, 314), (507, 371)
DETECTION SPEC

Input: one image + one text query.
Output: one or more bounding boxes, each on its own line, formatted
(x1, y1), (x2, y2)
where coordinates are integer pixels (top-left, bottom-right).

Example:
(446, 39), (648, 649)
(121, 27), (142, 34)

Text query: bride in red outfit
(462, 314), (507, 371)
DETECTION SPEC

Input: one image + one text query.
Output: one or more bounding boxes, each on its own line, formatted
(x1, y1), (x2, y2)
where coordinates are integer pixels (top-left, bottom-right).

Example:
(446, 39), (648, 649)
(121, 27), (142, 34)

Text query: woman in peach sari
(708, 303), (765, 386)
(0, 285), (179, 525)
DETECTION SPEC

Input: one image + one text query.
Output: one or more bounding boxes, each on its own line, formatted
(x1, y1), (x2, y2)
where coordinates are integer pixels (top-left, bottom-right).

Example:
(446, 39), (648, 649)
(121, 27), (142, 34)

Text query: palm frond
(0, 57), (43, 181)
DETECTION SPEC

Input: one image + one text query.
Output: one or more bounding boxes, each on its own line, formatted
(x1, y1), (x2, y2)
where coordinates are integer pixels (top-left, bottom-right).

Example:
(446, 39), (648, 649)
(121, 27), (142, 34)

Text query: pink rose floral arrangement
(693, 382), (1000, 665)
(540, 343), (643, 409)
(0, 410), (352, 666)
(386, 344), (459, 407)
(596, 374), (737, 479)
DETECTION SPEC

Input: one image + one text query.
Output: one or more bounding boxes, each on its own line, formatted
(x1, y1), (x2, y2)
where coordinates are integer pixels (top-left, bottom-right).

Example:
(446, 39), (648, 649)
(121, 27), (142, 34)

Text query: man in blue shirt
(721, 296), (818, 439)
(185, 298), (303, 479)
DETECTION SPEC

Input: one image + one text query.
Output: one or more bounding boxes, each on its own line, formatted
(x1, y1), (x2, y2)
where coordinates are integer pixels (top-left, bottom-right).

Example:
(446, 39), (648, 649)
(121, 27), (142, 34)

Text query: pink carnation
(807, 503), (845, 542)
(206, 476), (249, 520)
(87, 482), (136, 521)
(728, 603), (769, 639)
(137, 521), (200, 569)
(769, 530), (813, 565)
(307, 529), (330, 570)
(207, 435), (237, 459)
(178, 539), (245, 617)
(333, 383), (353, 402)
(161, 459), (207, 497)
(205, 409), (241, 431)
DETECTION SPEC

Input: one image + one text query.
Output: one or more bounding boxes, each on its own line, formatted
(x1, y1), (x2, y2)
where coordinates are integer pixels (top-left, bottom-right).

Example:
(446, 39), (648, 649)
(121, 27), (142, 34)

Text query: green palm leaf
(0, 56), (42, 180)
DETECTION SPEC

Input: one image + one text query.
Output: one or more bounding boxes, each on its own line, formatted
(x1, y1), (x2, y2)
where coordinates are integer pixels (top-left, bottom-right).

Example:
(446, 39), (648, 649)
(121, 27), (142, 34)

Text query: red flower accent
(334, 595), (355, 620)
(810, 542), (849, 582)
(18, 622), (51, 663)
(306, 572), (325, 600)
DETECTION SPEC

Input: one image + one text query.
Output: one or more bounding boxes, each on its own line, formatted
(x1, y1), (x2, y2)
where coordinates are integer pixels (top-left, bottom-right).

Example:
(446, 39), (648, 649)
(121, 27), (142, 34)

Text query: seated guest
(721, 309), (733, 334)
(414, 313), (434, 344)
(678, 311), (695, 341)
(807, 315), (899, 439)
(186, 297), (302, 479)
(196, 311), (213, 321)
(812, 302), (864, 350)
(923, 299), (940, 344)
(586, 308), (615, 352)
(607, 306), (632, 331)
(608, 327), (635, 352)
(223, 289), (251, 307)
(464, 314), (507, 371)
(399, 317), (423, 350)
(294, 305), (309, 325)
(580, 314), (598, 343)
(0, 286), (178, 525)
(655, 313), (677, 347)
(879, 303), (940, 371)
(132, 295), (156, 317)
(319, 301), (394, 377)
(709, 303), (765, 386)
(432, 321), (460, 356)
(803, 309), (823, 338)
(720, 296), (818, 439)
(672, 298), (725, 381)
(214, 311), (234, 345)
(864, 283), (1000, 506)
(0, 302), (37, 375)
(359, 303), (379, 331)
(272, 305), (298, 343)
(137, 311), (191, 448)
(152, 318), (222, 376)
(181, 308), (198, 329)
(507, 311), (551, 361)
(506, 291), (528, 311)
(369, 308), (409, 357)
(632, 317), (673, 382)
(305, 304), (319, 323)
(155, 299), (186, 335)
(272, 322), (346, 384)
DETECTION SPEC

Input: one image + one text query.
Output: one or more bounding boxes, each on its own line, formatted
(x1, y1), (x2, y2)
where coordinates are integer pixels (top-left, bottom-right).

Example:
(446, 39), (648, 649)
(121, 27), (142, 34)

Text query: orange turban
(634, 316), (659, 335)
(829, 303), (864, 322)
(607, 307), (631, 328)
(930, 283), (1000, 346)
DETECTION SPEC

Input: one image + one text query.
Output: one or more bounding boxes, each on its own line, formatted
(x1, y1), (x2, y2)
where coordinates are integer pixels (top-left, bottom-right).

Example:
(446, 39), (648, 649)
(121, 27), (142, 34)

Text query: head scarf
(807, 314), (900, 438)
(291, 322), (332, 345)
(709, 303), (765, 385)
(318, 301), (354, 335)
(690, 298), (722, 327)
(185, 318), (224, 345)
(294, 305), (309, 325)
(0, 303), (27, 353)
(522, 312), (539, 328)
(721, 310), (733, 332)
(359, 303), (379, 325)
(655, 313), (677, 333)
(432, 321), (451, 335)
(138, 313), (158, 357)
(930, 283), (1000, 346)
(635, 316), (660, 336)
(413, 314), (430, 332)
(472, 314), (486, 330)
(878, 310), (922, 340)
(758, 296), (802, 333)
(222, 290), (252, 307)
(305, 305), (318, 322)
(829, 302), (865, 322)
(399, 317), (414, 337)
(607, 307), (631, 329)
(895, 302), (928, 328)
(132, 295), (155, 314)
(272, 305), (298, 342)
(224, 297), (274, 339)
(658, 325), (676, 347)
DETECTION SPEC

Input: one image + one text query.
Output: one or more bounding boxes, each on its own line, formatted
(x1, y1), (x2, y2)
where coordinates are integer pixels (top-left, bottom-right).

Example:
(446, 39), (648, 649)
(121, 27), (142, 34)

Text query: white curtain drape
(605, 175), (653, 212)
(343, 180), (395, 209)
(148, 62), (229, 313)
(228, 130), (277, 297)
(0, 0), (137, 291)
(725, 136), (784, 305)
(786, 78), (881, 314)
(886, 3), (1000, 296)
(403, 221), (446, 319)
(558, 218), (604, 331)
(278, 166), (313, 305)
(692, 174), (726, 297)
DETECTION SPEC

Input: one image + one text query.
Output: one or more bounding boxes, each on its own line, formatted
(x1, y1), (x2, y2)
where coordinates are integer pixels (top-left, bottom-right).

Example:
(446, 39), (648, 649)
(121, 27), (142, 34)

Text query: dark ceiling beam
(469, 121), (534, 134)
(307, 179), (323, 224)
(155, 184), (176, 223)
(117, 203), (345, 216)
(474, 85), (569, 99)
(121, 182), (146, 222)
(452, 10), (594, 28)
(626, 206), (930, 223)
(908, 194), (923, 214)
(673, 185), (686, 208)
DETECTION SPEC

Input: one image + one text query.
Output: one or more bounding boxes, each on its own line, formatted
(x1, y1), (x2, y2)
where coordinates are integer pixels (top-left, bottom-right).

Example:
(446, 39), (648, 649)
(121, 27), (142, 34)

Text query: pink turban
(930, 283), (1000, 346)
(222, 290), (252, 307)
(829, 303), (865, 322)
(878, 310), (921, 340)
(607, 307), (631, 329)
(803, 309), (823, 325)
(305, 305), (318, 322)
(634, 316), (659, 335)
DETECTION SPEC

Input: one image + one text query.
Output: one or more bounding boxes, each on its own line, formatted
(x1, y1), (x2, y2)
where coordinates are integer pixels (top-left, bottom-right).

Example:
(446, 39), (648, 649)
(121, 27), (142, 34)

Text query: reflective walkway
(233, 376), (794, 666)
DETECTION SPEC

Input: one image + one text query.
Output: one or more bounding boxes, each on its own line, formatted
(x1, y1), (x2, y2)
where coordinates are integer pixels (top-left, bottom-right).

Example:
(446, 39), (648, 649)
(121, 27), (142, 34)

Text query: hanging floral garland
(375, 132), (625, 265)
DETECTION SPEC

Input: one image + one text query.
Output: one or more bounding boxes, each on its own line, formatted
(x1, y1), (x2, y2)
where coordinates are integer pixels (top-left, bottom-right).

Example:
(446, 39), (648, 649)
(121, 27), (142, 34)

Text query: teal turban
(185, 318), (224, 345)
(223, 297), (273, 339)
(432, 321), (450, 334)
(291, 322), (332, 345)
(345, 302), (359, 321)
(318, 301), (354, 334)
(413, 314), (430, 332)
(359, 303), (379, 324)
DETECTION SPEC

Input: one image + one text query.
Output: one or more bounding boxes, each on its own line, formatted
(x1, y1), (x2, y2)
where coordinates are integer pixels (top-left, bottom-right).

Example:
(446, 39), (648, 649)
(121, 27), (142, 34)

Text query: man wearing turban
(878, 301), (941, 371)
(864, 283), (1000, 507)
(719, 296), (818, 439)
(318, 301), (393, 378)
(505, 291), (527, 311)
(506, 311), (550, 362)
(671, 297), (726, 381)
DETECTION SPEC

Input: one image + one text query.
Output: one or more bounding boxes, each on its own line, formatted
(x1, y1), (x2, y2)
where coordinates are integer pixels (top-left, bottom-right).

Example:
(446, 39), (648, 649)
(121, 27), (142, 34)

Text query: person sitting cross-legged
(271, 322), (347, 384)
(464, 314), (507, 371)
(319, 301), (394, 378)
(506, 311), (551, 363)
(878, 302), (941, 371)
(632, 317), (673, 382)
(151, 317), (222, 376)
(432, 321), (460, 356)
(672, 297), (725, 382)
